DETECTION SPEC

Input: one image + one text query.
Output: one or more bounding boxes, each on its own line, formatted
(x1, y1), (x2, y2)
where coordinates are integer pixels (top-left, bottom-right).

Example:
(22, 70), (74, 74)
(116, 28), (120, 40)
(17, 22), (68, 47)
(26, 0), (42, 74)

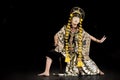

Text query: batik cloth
(54, 25), (101, 76)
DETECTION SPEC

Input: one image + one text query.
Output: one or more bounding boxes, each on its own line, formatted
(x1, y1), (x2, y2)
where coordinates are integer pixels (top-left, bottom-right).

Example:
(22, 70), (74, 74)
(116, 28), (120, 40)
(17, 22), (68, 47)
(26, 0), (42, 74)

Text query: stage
(1, 0), (120, 80)
(1, 65), (120, 80)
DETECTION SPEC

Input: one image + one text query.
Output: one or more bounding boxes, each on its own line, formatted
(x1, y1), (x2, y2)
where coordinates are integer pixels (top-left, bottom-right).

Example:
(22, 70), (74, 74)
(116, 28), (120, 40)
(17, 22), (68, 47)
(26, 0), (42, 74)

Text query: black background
(1, 0), (120, 73)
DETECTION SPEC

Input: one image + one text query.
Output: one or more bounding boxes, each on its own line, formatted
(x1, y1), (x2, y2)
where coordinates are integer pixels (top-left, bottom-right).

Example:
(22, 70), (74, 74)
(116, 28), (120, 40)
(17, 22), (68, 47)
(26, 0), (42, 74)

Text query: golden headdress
(70, 7), (85, 19)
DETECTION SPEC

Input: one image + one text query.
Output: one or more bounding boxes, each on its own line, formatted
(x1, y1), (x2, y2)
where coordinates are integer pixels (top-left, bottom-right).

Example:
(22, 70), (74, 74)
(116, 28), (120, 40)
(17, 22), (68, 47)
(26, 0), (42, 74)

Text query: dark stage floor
(1, 67), (120, 80)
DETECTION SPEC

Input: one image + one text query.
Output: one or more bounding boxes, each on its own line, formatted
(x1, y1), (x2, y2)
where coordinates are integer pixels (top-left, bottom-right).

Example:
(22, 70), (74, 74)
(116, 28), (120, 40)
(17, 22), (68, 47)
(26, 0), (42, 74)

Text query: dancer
(38, 6), (106, 76)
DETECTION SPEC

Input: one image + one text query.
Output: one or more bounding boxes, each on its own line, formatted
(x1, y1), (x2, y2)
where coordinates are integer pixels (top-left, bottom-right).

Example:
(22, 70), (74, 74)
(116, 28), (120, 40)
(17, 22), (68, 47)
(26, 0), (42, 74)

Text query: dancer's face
(72, 17), (80, 24)
(71, 17), (80, 28)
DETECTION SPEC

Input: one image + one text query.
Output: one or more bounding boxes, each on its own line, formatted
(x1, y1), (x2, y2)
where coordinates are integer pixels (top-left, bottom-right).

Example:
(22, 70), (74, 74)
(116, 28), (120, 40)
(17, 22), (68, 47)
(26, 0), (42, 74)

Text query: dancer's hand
(99, 35), (106, 43)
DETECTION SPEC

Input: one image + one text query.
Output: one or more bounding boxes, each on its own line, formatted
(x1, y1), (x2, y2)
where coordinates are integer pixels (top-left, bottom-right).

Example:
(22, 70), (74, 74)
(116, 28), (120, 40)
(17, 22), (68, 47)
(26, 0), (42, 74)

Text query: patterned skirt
(65, 57), (101, 76)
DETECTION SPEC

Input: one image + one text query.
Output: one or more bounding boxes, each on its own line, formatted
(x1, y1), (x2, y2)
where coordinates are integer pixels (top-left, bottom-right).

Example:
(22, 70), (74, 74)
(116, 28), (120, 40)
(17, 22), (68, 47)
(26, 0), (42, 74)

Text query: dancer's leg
(38, 56), (52, 76)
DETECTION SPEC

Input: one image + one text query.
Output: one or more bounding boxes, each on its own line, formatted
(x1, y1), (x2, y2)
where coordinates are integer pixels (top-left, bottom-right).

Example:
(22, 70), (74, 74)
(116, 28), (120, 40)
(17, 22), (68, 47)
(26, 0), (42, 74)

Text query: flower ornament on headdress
(65, 7), (85, 67)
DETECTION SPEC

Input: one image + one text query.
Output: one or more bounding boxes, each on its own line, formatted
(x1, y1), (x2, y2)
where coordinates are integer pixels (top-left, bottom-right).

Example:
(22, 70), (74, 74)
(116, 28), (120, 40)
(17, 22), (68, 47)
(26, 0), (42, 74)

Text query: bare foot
(37, 72), (49, 77)
(99, 71), (104, 75)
